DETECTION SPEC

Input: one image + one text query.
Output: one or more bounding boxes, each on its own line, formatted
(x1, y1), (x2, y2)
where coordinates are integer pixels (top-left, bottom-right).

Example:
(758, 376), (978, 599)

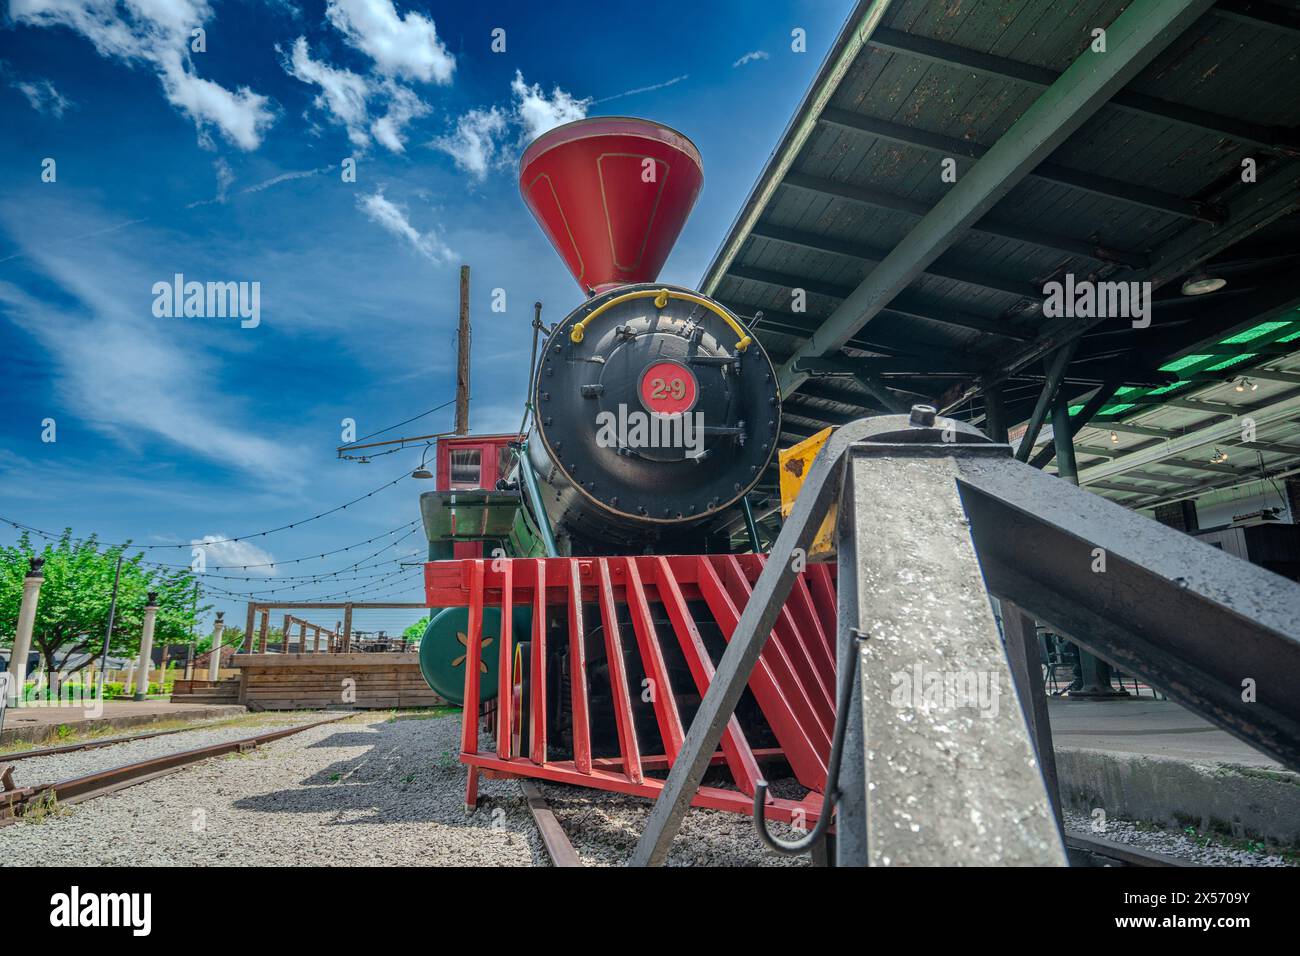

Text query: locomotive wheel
(512, 640), (531, 756)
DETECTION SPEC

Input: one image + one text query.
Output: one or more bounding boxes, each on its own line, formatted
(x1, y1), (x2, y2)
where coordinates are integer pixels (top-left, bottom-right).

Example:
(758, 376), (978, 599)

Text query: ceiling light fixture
(1181, 271), (1227, 296)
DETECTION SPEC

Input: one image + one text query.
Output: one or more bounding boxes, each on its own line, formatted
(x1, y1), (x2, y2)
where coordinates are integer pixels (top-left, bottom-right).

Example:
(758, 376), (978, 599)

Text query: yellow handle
(569, 287), (752, 352)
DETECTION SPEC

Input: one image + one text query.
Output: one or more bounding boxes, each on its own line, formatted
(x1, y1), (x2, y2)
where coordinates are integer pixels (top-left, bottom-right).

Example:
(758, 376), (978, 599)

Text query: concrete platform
(1048, 698), (1280, 768)
(0, 702), (247, 747)
(1046, 699), (1298, 845)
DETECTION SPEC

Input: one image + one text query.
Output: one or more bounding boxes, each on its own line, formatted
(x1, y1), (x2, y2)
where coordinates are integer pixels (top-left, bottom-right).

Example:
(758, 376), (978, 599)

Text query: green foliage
(195, 625), (244, 654)
(0, 531), (209, 674)
(403, 617), (430, 640)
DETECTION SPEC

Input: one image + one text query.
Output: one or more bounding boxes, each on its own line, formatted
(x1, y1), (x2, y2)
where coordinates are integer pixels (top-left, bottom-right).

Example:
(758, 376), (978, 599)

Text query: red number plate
(638, 360), (698, 415)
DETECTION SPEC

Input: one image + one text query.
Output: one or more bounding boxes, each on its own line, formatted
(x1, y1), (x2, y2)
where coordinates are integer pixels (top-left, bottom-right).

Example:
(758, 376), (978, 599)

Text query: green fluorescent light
(1205, 353), (1257, 372)
(1219, 321), (1288, 344)
(1098, 403), (1136, 416)
(1279, 328), (1300, 343)
(1148, 380), (1190, 396)
(1114, 386), (1137, 396)
(1159, 354), (1210, 372)
(1068, 404), (1084, 416)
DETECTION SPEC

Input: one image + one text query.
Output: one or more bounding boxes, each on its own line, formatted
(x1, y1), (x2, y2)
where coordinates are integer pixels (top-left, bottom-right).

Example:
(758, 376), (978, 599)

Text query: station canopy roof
(703, 0), (1300, 517)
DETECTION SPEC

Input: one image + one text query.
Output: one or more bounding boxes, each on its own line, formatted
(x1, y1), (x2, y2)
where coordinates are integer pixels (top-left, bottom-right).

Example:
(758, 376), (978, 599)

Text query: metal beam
(778, 0), (1217, 397)
(1238, 439), (1300, 456)
(1162, 456), (1255, 476)
(1017, 344), (1078, 462)
(956, 454), (1300, 772)
(819, 108), (1219, 224)
(749, 221), (1039, 300)
(725, 300), (984, 365)
(1088, 479), (1160, 496)
(730, 265), (1030, 342)
(866, 27), (1300, 159)
(1212, 0), (1300, 37)
(787, 356), (913, 413)
(782, 171), (1148, 268)
(1104, 422), (1178, 438)
(1029, 380), (1121, 469)
(1182, 369), (1300, 387)
(1126, 462), (1300, 510)
(1078, 389), (1300, 483)
(947, 162), (1300, 412)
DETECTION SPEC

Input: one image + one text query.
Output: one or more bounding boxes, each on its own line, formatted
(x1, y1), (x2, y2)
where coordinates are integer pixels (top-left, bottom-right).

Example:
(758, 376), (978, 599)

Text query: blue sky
(0, 0), (849, 627)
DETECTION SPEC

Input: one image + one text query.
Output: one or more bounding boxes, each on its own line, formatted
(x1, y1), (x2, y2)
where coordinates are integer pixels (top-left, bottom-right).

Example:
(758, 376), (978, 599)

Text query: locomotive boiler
(515, 117), (782, 555)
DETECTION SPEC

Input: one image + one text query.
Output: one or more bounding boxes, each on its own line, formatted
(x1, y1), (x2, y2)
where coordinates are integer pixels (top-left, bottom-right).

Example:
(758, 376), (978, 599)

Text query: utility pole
(456, 264), (471, 435)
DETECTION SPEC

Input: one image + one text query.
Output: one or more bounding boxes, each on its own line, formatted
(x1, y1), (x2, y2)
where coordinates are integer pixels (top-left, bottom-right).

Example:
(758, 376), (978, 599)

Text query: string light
(0, 466), (415, 551)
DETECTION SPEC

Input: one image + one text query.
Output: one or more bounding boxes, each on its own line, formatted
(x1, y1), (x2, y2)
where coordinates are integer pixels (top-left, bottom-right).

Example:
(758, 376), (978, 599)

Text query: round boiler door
(638, 360), (698, 416)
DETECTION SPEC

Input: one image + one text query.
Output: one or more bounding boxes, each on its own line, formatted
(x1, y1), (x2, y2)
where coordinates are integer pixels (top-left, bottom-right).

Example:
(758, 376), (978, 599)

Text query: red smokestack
(519, 117), (704, 294)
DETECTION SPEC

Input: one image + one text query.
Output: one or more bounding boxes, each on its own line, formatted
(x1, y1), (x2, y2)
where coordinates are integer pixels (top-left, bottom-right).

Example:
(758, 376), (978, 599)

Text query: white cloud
(0, 275), (297, 480)
(594, 74), (688, 104)
(356, 189), (454, 263)
(186, 157), (235, 208)
(281, 37), (427, 153)
(430, 71), (590, 181)
(282, 37), (372, 148)
(13, 76), (72, 116)
(190, 535), (278, 574)
(9, 0), (275, 150)
(733, 50), (770, 68)
(431, 106), (506, 180)
(241, 165), (332, 194)
(370, 79), (429, 153)
(325, 0), (454, 84)
(510, 70), (589, 143)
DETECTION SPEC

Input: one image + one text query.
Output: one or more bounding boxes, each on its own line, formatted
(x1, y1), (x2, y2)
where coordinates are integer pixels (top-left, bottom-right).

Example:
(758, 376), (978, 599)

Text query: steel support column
(1016, 342), (1078, 462)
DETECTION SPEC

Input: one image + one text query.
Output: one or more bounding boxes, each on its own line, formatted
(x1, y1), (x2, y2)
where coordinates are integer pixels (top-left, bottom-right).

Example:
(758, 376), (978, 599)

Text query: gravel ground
(1, 713), (547, 866)
(7, 714), (329, 789)
(1063, 809), (1296, 867)
(539, 774), (812, 867)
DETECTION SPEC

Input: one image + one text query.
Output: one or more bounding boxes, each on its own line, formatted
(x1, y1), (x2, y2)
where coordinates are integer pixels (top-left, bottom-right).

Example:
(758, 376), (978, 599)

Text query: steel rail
(1063, 830), (1188, 867)
(1, 719), (257, 762)
(0, 714), (351, 826)
(518, 779), (581, 867)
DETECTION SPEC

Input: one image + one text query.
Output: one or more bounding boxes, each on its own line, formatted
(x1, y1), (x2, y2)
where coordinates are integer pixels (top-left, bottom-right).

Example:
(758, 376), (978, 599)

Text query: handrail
(569, 287), (751, 352)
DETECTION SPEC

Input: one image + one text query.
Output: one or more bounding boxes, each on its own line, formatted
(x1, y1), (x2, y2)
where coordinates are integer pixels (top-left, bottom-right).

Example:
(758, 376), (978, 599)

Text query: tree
(0, 531), (209, 675)
(195, 625), (244, 655)
(404, 617), (430, 641)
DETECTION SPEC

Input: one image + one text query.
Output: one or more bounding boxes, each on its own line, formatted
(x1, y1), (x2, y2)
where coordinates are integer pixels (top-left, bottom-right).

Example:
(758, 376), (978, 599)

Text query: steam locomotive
(418, 116), (785, 703)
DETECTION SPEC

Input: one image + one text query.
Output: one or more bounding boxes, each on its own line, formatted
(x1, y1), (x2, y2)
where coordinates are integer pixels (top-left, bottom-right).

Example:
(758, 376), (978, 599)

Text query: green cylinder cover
(418, 605), (531, 705)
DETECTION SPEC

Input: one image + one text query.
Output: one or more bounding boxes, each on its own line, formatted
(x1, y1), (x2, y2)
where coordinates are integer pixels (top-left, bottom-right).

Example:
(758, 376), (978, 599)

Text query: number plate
(638, 360), (698, 415)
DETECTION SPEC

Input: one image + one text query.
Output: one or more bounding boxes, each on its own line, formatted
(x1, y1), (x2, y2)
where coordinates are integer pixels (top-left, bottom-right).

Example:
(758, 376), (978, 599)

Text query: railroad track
(518, 780), (581, 867)
(1063, 830), (1187, 867)
(1, 721), (243, 762)
(511, 787), (1184, 868)
(0, 714), (351, 827)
